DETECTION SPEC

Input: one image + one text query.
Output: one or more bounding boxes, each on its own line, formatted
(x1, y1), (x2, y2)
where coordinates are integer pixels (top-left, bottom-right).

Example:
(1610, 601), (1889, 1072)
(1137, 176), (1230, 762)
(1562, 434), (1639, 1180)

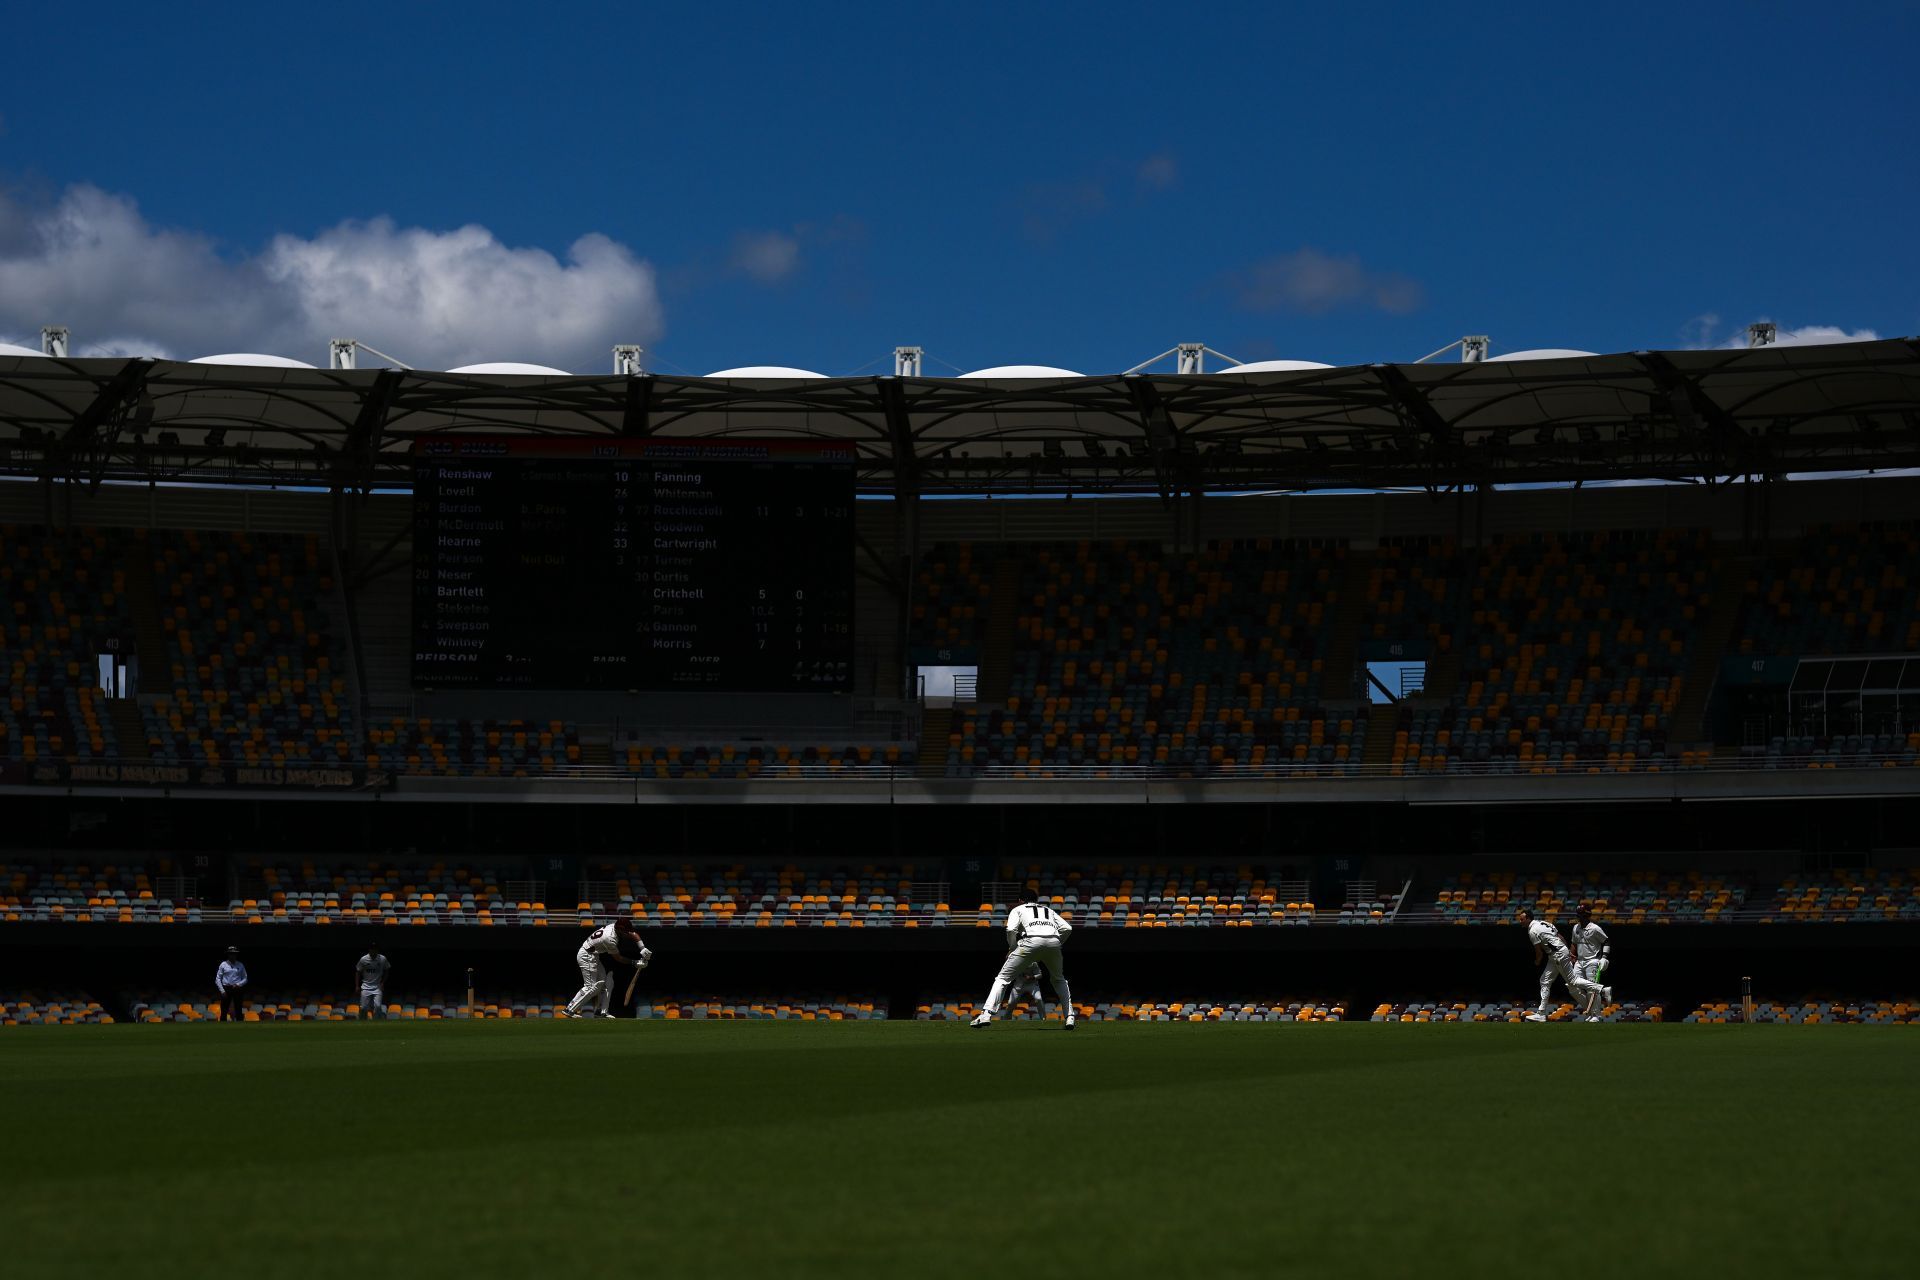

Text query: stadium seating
(226, 857), (550, 926)
(1361, 536), (1458, 654)
(0, 524), (131, 764)
(15, 856), (1918, 929)
(629, 997), (886, 1020)
(0, 858), (202, 923)
(1384, 530), (1711, 773)
(916, 998), (1345, 1022)
(1739, 732), (1920, 769)
(1416, 869), (1748, 924)
(142, 530), (355, 767)
(985, 863), (1320, 927)
(1370, 1000), (1664, 1023)
(0, 991), (117, 1024)
(1735, 523), (1920, 657)
(124, 991), (885, 1021)
(579, 863), (949, 928)
(945, 539), (1362, 777)
(365, 718), (580, 776)
(615, 735), (910, 779)
(911, 542), (993, 653)
(1683, 999), (1918, 1024)
(1753, 869), (1920, 923)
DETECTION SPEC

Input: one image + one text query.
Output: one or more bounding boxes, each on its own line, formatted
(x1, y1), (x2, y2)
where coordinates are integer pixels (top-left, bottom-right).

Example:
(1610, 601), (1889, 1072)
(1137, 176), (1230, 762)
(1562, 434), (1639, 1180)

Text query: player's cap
(226, 945), (240, 954)
(1575, 903), (1593, 917)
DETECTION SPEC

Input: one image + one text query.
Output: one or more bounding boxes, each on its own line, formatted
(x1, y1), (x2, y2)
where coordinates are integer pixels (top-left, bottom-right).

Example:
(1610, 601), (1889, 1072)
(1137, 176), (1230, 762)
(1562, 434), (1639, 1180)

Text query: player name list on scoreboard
(411, 437), (855, 691)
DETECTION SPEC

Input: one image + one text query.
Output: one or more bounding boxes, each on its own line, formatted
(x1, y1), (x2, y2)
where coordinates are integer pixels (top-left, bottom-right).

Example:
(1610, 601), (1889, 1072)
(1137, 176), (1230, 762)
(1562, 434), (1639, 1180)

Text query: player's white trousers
(568, 953), (609, 1016)
(1575, 958), (1607, 986)
(1543, 953), (1602, 1008)
(986, 940), (1070, 1015)
(360, 984), (385, 1017)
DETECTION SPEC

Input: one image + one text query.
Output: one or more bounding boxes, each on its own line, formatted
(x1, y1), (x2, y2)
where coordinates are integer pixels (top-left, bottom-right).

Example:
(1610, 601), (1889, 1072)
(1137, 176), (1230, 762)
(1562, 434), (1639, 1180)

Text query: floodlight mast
(893, 346), (923, 377)
(327, 339), (412, 371)
(1414, 335), (1490, 363)
(41, 326), (69, 358)
(1121, 343), (1241, 375)
(613, 345), (645, 375)
(1747, 323), (1777, 348)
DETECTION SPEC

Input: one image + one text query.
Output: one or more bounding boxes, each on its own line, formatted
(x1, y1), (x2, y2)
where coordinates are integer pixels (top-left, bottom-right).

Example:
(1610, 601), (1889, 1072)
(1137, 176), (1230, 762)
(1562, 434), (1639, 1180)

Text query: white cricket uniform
(1533, 919), (1564, 1013)
(567, 923), (645, 1016)
(356, 953), (391, 1017)
(1528, 917), (1602, 1012)
(985, 903), (1073, 1016)
(1571, 921), (1610, 986)
(1006, 962), (1046, 1015)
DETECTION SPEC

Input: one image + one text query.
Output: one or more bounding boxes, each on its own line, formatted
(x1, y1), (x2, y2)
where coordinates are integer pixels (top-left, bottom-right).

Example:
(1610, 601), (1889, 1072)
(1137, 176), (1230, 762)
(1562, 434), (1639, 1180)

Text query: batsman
(565, 917), (651, 1019)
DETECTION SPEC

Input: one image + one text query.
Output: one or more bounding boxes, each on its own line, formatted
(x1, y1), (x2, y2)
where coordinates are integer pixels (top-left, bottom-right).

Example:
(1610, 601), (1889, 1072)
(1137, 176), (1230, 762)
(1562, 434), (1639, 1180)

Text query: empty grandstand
(1, 342), (1917, 1029)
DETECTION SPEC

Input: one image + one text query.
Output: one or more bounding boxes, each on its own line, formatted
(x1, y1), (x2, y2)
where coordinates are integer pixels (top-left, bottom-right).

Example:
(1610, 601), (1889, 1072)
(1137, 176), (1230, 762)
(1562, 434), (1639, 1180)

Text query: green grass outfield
(2, 1022), (1913, 1280)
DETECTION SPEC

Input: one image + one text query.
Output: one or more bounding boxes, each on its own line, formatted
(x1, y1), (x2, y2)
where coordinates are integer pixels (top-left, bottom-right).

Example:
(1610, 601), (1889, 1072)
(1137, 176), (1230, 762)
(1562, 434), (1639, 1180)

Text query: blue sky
(1, 1), (1913, 373)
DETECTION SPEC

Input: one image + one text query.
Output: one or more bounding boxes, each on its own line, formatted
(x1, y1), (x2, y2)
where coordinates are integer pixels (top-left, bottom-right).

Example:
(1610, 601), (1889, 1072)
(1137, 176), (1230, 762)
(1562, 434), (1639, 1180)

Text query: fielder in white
(971, 890), (1075, 1030)
(566, 917), (650, 1019)
(1570, 905), (1613, 1021)
(1520, 907), (1606, 1022)
(354, 942), (391, 1020)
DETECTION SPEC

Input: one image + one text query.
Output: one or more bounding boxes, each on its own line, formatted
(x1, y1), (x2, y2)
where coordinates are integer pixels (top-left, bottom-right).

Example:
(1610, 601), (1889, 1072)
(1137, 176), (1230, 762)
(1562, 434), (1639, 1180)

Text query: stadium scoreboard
(411, 437), (854, 691)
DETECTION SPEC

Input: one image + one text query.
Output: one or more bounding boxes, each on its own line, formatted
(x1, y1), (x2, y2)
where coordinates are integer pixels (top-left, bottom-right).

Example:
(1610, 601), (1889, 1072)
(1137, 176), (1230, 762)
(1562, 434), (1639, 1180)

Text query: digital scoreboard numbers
(411, 438), (854, 691)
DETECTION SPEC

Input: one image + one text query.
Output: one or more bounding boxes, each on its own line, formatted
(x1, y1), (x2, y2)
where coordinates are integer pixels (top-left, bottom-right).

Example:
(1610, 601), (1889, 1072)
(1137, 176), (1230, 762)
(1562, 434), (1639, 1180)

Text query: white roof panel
(1217, 359), (1334, 375)
(446, 362), (571, 375)
(189, 353), (318, 369)
(960, 365), (1084, 379)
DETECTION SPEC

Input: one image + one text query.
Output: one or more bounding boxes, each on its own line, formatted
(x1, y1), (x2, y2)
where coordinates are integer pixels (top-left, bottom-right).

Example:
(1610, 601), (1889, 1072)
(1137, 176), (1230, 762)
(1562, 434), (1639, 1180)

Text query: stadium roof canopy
(1, 339), (1916, 498)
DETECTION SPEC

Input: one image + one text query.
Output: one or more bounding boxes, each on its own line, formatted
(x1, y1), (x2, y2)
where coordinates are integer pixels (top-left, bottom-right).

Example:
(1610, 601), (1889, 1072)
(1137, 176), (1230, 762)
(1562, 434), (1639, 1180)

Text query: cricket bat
(624, 964), (643, 1006)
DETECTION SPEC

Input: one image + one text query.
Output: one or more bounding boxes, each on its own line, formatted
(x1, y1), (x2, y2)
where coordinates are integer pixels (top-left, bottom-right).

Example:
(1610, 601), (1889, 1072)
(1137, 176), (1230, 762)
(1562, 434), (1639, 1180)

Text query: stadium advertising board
(0, 762), (390, 791)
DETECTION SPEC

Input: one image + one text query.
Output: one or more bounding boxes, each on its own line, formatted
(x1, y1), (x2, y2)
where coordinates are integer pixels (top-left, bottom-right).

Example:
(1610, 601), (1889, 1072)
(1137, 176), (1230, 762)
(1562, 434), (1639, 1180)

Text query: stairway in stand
(1419, 649), (1462, 702)
(916, 707), (953, 778)
(975, 556), (1025, 704)
(1669, 554), (1756, 747)
(1361, 707), (1398, 769)
(107, 699), (150, 762)
(1320, 551), (1376, 703)
(347, 508), (416, 720)
(122, 544), (168, 689)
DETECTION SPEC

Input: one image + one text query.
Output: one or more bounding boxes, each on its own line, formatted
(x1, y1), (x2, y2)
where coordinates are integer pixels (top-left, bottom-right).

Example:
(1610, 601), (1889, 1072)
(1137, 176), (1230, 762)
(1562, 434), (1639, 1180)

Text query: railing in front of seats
(5, 753), (1920, 788)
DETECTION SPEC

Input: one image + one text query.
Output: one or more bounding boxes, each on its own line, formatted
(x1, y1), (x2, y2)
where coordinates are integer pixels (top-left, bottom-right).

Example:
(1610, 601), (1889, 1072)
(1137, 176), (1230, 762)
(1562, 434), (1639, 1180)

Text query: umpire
(215, 945), (249, 1022)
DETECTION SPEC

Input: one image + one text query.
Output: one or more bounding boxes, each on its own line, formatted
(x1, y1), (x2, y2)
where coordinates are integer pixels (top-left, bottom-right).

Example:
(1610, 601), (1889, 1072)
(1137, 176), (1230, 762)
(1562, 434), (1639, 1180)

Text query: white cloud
(0, 183), (663, 371)
(727, 230), (802, 284)
(1232, 248), (1424, 315)
(1682, 313), (1883, 350)
(1731, 323), (1882, 349)
(1136, 152), (1179, 192)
